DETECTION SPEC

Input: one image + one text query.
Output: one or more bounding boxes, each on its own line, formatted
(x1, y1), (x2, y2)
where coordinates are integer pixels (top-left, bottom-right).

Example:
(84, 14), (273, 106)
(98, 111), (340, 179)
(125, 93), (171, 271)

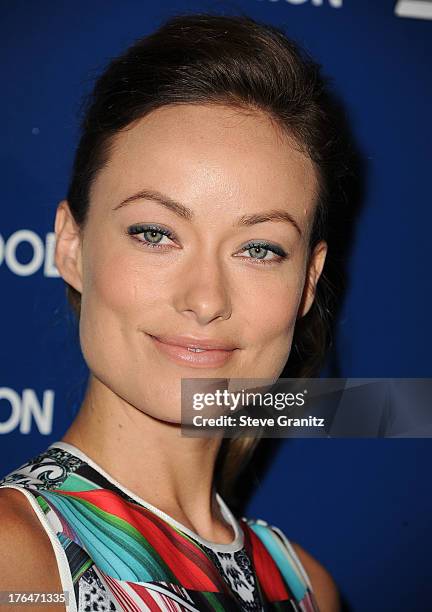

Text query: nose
(172, 254), (233, 325)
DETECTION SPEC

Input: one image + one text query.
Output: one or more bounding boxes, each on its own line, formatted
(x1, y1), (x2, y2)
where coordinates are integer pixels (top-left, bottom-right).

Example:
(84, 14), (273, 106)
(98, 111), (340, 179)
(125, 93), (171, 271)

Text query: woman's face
(56, 104), (327, 422)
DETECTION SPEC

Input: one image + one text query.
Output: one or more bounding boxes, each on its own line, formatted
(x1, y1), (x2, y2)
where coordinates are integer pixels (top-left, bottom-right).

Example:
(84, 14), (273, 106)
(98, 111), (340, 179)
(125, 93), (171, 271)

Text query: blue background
(1, 1), (431, 610)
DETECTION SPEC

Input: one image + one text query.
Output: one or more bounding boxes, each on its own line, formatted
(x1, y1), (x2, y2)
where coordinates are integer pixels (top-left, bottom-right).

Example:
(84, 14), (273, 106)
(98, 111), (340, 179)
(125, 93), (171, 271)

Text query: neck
(61, 375), (234, 543)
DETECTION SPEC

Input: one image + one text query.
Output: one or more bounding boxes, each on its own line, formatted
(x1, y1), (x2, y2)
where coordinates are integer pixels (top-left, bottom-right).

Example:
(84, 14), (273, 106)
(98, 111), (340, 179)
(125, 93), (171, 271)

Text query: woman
(0, 13), (347, 612)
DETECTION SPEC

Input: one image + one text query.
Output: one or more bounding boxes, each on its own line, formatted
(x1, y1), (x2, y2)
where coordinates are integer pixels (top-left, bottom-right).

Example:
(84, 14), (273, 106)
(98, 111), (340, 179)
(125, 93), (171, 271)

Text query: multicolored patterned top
(0, 441), (319, 612)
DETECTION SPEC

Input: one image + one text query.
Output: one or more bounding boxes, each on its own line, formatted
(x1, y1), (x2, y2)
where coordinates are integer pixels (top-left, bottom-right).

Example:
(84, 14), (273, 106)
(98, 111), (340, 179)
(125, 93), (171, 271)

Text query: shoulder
(290, 541), (340, 612)
(244, 518), (340, 612)
(0, 487), (65, 609)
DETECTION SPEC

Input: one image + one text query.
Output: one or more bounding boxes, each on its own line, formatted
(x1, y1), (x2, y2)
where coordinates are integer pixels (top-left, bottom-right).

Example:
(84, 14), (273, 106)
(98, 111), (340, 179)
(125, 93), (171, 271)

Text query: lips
(147, 334), (238, 368)
(148, 334), (238, 351)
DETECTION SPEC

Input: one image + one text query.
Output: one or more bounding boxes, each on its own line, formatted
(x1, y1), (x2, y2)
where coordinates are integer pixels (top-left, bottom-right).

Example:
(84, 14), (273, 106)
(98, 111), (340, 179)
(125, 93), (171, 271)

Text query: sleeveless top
(0, 441), (320, 612)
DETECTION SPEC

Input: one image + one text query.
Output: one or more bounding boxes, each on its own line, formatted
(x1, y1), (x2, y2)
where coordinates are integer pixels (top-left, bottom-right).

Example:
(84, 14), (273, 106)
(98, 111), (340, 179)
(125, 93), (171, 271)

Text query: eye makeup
(239, 240), (287, 265)
(125, 223), (289, 265)
(126, 223), (177, 248)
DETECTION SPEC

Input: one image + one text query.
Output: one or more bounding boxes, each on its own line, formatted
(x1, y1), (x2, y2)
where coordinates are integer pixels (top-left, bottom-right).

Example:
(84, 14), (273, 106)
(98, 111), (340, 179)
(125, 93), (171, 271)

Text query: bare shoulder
(0, 488), (66, 611)
(291, 541), (341, 612)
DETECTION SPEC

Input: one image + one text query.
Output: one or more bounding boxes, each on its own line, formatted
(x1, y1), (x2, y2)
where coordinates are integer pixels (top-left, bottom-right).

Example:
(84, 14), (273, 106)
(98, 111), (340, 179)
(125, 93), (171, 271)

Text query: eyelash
(126, 223), (288, 265)
(127, 223), (176, 247)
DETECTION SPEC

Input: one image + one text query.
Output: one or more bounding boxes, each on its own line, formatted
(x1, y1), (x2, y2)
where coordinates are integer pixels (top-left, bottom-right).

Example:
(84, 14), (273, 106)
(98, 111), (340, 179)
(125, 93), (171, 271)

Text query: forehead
(90, 104), (318, 225)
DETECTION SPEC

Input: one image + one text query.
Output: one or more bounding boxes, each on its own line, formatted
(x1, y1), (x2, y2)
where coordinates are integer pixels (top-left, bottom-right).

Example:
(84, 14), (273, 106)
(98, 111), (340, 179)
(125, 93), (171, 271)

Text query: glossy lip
(149, 334), (238, 350)
(147, 333), (238, 368)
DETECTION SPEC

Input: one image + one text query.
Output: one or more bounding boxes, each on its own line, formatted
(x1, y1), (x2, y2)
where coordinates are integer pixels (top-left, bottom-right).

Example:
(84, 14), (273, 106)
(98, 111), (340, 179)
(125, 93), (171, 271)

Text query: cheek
(241, 271), (304, 345)
(78, 235), (151, 370)
(77, 228), (183, 382)
(257, 291), (299, 369)
(234, 268), (306, 378)
(80, 236), (168, 322)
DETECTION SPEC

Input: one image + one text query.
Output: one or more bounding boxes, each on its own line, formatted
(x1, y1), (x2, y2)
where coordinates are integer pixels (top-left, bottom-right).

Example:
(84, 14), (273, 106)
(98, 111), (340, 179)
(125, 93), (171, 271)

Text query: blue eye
(126, 225), (287, 265)
(126, 224), (175, 248)
(240, 241), (287, 264)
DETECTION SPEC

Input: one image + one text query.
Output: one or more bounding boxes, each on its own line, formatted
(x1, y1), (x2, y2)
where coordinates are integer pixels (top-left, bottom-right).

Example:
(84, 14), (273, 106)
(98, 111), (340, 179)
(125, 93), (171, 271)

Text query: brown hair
(65, 12), (353, 498)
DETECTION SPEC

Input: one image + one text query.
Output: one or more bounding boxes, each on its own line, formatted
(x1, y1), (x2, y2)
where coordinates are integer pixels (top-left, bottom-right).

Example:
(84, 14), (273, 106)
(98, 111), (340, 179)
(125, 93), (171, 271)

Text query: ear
(297, 240), (328, 319)
(54, 200), (83, 293)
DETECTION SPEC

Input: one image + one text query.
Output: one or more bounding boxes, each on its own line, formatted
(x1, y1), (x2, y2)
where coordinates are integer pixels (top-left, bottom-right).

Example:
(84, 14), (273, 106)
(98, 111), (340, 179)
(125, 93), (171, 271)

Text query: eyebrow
(113, 188), (302, 235)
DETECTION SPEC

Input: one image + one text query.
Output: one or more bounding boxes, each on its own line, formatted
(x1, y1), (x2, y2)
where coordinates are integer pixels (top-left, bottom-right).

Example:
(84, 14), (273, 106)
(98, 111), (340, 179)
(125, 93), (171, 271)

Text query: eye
(237, 241), (288, 265)
(126, 224), (176, 248)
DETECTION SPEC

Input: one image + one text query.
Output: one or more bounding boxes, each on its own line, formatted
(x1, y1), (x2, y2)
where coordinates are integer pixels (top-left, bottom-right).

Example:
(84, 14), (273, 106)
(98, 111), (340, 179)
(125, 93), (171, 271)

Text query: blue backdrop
(1, 1), (431, 610)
